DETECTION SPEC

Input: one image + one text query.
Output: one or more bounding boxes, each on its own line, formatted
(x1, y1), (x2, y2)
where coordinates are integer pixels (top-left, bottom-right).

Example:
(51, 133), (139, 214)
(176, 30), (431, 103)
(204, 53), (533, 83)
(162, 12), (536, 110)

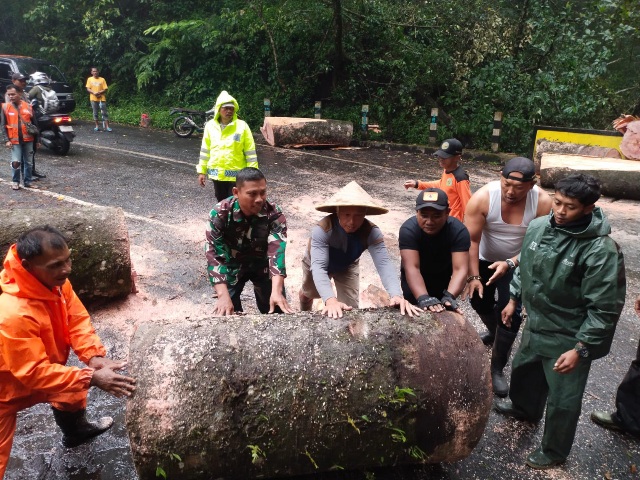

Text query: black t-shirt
(399, 216), (470, 299)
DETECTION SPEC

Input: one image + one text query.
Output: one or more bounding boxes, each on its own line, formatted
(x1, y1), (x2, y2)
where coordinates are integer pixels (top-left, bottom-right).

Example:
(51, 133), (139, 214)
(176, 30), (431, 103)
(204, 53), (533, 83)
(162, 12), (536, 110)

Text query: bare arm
(400, 249), (428, 299)
(536, 187), (553, 217)
(447, 251), (469, 298)
(462, 188), (488, 299)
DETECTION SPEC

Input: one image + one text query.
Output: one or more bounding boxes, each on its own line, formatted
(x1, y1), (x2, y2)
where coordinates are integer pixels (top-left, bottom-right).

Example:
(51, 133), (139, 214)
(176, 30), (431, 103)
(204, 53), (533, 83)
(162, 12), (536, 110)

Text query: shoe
(94, 127), (100, 132)
(106, 127), (113, 132)
(590, 411), (625, 432)
(479, 330), (495, 346)
(24, 184), (39, 189)
(33, 171), (47, 179)
(494, 400), (533, 421)
(51, 407), (114, 448)
(525, 448), (565, 469)
(11, 182), (20, 190)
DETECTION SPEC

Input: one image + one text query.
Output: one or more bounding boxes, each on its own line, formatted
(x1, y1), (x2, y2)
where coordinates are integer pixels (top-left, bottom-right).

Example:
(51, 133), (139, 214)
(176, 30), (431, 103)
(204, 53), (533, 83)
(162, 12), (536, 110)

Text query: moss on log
(126, 309), (491, 479)
(0, 206), (132, 305)
(260, 117), (353, 147)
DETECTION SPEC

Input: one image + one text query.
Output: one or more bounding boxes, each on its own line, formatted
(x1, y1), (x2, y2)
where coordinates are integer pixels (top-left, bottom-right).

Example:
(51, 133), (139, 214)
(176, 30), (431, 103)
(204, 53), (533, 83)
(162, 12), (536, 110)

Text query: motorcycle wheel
(51, 136), (71, 155)
(173, 116), (196, 138)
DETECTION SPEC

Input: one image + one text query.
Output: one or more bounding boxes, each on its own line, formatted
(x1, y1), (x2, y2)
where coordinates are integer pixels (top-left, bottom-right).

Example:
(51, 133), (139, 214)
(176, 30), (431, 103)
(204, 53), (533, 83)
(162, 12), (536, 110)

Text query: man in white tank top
(463, 157), (552, 396)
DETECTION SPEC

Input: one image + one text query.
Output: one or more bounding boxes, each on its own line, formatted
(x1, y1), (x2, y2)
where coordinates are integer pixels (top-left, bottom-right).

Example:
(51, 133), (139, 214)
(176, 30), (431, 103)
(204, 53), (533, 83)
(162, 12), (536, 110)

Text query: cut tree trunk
(0, 206), (132, 305)
(127, 309), (491, 480)
(534, 140), (621, 174)
(260, 117), (353, 147)
(540, 153), (640, 200)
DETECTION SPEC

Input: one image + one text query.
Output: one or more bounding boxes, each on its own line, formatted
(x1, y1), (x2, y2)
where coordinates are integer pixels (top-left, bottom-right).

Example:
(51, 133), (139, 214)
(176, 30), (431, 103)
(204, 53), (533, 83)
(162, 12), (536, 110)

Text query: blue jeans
(10, 142), (33, 185)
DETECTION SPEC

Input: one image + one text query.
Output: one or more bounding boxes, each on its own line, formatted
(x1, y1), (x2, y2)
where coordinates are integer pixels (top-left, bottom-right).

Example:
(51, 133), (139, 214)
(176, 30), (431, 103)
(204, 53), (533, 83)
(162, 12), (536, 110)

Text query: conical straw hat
(315, 181), (389, 215)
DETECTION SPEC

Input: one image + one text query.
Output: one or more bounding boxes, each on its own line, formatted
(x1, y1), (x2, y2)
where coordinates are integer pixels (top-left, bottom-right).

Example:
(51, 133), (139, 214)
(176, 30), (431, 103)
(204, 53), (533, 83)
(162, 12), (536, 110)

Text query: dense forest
(1, 0), (638, 153)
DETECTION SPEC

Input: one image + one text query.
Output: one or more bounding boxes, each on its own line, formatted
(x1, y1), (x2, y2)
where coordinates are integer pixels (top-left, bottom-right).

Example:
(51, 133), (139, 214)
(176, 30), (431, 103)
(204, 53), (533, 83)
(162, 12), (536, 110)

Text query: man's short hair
(236, 167), (266, 188)
(5, 85), (17, 92)
(16, 226), (68, 261)
(555, 174), (601, 206)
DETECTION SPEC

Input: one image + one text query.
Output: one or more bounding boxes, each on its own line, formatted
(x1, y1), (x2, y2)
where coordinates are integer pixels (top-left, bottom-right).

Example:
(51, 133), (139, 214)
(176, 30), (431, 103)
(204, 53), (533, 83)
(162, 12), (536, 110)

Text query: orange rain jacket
(0, 245), (106, 404)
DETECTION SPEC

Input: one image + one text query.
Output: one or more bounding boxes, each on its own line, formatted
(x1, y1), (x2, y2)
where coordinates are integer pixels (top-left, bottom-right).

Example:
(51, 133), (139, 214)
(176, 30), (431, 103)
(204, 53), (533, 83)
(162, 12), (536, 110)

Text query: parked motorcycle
(37, 112), (75, 155)
(170, 107), (215, 137)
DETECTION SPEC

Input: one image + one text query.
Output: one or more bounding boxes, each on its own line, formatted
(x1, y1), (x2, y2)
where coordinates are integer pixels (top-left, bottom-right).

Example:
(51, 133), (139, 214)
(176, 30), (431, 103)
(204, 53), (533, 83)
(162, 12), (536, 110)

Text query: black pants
(613, 338), (640, 436)
(227, 266), (284, 314)
(470, 259), (522, 333)
(213, 180), (235, 203)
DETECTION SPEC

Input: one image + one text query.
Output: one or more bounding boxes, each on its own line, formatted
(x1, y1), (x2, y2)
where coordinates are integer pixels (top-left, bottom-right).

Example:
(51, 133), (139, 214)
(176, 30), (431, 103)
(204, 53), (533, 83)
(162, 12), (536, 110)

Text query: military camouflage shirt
(206, 197), (287, 286)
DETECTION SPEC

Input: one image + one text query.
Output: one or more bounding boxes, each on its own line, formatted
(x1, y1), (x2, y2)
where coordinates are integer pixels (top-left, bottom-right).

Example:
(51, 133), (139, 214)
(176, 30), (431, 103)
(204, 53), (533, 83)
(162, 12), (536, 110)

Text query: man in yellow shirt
(85, 67), (111, 132)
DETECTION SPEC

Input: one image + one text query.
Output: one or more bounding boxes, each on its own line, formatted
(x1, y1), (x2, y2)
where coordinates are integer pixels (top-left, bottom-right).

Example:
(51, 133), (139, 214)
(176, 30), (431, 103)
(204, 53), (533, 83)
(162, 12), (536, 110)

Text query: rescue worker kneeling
(0, 226), (136, 478)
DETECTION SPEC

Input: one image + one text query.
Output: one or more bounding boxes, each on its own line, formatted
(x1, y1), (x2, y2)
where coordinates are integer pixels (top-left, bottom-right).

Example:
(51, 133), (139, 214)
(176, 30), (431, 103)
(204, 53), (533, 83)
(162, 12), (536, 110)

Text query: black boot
(491, 328), (517, 397)
(51, 407), (114, 448)
(478, 313), (498, 346)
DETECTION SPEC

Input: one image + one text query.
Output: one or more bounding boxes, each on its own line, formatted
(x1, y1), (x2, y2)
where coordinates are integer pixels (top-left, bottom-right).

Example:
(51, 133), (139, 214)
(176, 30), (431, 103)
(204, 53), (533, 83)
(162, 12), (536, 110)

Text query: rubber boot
(299, 290), (313, 311)
(491, 328), (517, 397)
(51, 407), (114, 448)
(478, 312), (498, 346)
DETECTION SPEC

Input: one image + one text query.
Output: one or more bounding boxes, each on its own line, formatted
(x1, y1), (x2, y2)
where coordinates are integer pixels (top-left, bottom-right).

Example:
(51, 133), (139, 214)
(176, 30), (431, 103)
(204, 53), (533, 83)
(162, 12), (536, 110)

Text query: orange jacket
(417, 167), (472, 222)
(2, 101), (35, 144)
(0, 245), (106, 403)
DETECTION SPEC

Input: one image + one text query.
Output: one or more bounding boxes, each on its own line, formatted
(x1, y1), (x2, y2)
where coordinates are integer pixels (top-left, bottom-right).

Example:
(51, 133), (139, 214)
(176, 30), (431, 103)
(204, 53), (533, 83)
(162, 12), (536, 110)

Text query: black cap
(11, 72), (28, 81)
(416, 188), (449, 211)
(502, 157), (536, 182)
(435, 138), (463, 158)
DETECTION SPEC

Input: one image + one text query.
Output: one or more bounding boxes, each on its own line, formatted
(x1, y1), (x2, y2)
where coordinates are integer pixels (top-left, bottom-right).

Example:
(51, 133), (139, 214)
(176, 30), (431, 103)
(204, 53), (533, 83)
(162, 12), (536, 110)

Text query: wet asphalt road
(2, 121), (640, 480)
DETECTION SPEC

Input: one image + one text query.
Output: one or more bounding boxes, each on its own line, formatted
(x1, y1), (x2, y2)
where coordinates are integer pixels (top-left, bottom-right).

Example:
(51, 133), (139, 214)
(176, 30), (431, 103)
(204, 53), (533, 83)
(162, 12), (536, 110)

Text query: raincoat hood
(213, 90), (239, 123)
(1, 244), (63, 301)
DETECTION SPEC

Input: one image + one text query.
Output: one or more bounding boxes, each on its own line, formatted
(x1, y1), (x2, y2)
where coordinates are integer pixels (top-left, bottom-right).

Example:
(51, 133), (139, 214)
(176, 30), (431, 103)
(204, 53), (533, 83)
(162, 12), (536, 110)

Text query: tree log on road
(127, 309), (491, 479)
(540, 153), (640, 200)
(534, 140), (621, 174)
(260, 117), (353, 147)
(0, 206), (132, 304)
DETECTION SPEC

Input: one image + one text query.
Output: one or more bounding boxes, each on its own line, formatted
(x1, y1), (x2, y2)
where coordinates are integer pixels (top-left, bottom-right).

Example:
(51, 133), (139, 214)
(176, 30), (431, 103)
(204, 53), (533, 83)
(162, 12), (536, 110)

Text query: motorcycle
(170, 107), (215, 138)
(36, 112), (75, 155)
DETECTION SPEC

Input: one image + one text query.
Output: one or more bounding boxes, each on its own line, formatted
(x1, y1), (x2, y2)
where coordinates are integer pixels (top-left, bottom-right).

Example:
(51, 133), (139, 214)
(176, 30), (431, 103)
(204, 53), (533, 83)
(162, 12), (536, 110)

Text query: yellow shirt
(85, 76), (108, 102)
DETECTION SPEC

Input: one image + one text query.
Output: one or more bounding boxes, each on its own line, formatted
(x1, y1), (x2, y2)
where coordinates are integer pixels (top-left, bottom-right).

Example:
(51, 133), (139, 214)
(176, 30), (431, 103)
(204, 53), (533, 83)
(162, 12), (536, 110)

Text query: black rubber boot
(491, 328), (518, 397)
(51, 407), (114, 448)
(478, 313), (498, 346)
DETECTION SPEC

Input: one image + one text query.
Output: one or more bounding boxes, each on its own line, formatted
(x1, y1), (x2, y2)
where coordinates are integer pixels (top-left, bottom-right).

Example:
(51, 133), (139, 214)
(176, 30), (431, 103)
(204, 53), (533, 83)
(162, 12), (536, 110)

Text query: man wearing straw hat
(298, 181), (422, 318)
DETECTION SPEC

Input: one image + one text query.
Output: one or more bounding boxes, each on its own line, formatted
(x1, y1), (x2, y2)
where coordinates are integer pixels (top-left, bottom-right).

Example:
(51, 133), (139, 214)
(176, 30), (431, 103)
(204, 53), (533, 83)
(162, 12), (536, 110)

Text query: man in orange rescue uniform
(0, 226), (137, 478)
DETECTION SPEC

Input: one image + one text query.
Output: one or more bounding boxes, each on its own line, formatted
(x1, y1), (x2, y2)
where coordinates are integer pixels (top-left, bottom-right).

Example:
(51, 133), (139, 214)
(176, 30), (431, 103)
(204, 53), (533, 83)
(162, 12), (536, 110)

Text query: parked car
(0, 55), (76, 113)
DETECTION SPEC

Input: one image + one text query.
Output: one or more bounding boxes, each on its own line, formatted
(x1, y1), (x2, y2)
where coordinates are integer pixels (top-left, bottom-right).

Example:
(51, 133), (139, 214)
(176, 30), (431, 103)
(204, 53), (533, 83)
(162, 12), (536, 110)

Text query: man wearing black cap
(4, 73), (30, 103)
(463, 157), (552, 396)
(403, 138), (471, 222)
(399, 188), (470, 312)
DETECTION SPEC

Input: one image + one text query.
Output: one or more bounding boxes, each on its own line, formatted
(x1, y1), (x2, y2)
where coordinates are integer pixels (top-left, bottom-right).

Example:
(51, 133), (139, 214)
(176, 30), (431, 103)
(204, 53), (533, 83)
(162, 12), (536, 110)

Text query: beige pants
(300, 255), (360, 308)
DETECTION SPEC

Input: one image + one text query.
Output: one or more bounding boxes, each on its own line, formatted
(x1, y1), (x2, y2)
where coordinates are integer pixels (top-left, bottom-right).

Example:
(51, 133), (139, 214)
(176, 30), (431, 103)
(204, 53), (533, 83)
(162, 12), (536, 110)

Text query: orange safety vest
(2, 100), (35, 143)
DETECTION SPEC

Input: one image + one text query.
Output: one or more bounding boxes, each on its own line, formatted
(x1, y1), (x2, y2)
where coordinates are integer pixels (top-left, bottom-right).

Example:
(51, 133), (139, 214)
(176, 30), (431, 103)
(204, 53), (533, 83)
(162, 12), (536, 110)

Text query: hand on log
(269, 276), (294, 313)
(389, 295), (422, 317)
(322, 297), (352, 318)
(213, 284), (235, 316)
(90, 366), (136, 398)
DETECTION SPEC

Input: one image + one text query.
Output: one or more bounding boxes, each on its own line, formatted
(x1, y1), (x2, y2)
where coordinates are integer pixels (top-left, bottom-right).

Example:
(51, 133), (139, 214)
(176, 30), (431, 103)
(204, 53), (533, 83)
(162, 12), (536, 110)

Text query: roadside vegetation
(1, 0), (638, 154)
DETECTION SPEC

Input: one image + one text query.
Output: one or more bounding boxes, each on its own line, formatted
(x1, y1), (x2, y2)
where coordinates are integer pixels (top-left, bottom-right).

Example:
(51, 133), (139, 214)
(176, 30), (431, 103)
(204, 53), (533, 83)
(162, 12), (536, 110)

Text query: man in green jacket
(197, 90), (258, 202)
(496, 173), (626, 469)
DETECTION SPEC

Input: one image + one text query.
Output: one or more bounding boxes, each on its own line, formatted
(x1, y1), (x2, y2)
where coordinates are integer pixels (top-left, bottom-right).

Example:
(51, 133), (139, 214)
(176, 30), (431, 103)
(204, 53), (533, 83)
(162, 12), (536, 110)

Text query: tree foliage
(3, 0), (638, 153)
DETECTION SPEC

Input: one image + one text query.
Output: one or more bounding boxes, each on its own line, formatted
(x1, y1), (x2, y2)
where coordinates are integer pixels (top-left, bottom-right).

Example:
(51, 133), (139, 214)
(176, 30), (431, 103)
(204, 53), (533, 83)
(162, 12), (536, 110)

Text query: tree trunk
(260, 117), (353, 147)
(534, 140), (621, 174)
(126, 309), (491, 479)
(0, 206), (132, 305)
(540, 153), (640, 200)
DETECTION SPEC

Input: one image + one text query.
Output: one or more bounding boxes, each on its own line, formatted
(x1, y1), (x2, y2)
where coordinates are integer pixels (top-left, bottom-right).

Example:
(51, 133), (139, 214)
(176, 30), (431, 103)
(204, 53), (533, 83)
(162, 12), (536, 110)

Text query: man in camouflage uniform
(205, 167), (293, 315)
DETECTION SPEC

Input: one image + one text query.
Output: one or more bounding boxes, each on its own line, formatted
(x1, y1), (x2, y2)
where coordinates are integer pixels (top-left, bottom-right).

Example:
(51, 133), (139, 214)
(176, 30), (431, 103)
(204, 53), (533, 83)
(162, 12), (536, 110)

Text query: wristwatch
(574, 342), (589, 358)
(505, 258), (516, 270)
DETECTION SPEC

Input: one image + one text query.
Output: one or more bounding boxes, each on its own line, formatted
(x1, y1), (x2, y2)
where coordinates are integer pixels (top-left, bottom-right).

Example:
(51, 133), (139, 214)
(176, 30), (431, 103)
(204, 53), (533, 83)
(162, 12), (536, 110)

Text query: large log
(533, 139), (621, 174)
(260, 117), (353, 147)
(540, 153), (640, 200)
(127, 309), (491, 479)
(0, 206), (132, 304)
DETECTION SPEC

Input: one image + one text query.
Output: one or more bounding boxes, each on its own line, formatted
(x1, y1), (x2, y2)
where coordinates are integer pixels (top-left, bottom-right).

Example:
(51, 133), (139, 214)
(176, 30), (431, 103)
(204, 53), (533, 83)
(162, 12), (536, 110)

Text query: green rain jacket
(197, 90), (258, 182)
(510, 206), (625, 360)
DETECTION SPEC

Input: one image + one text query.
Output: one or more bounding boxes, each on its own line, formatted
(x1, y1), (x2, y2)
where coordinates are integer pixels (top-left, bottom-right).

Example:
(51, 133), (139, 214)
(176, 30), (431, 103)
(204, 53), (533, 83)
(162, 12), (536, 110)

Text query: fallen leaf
(604, 471), (612, 479)
(631, 464), (637, 474)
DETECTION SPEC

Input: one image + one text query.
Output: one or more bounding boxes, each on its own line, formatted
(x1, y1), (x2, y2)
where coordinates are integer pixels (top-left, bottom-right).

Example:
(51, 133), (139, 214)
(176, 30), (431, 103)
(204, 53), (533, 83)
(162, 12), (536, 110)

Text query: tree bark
(540, 153), (640, 200)
(260, 117), (353, 147)
(127, 309), (491, 479)
(534, 140), (621, 174)
(0, 206), (132, 305)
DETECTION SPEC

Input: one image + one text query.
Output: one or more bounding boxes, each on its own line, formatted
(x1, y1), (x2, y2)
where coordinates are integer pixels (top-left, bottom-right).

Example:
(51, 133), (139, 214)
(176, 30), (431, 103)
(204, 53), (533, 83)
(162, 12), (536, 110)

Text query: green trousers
(509, 332), (592, 462)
